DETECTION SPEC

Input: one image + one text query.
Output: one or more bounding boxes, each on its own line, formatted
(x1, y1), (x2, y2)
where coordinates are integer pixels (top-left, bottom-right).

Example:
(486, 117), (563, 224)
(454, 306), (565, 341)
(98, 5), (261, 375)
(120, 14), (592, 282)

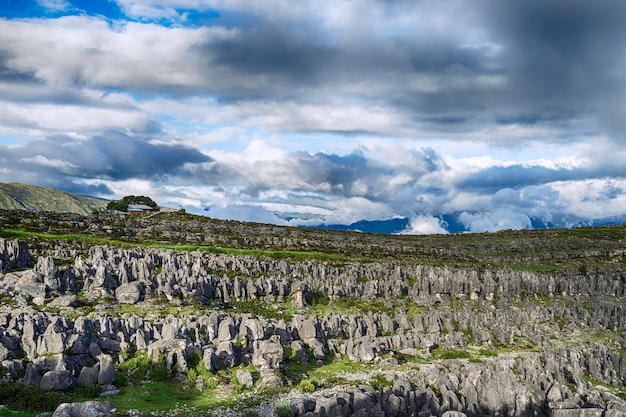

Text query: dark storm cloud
(481, 0), (626, 125)
(210, 25), (338, 83)
(457, 165), (578, 193)
(458, 154), (626, 195)
(1, 131), (211, 185)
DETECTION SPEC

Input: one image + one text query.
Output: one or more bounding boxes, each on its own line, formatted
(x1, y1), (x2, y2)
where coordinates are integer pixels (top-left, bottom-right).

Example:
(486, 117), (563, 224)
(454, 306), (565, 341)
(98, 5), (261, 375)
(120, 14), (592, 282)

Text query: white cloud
(551, 179), (626, 219)
(460, 208), (533, 233)
(20, 155), (78, 171)
(400, 215), (449, 235)
(37, 0), (71, 12)
(0, 16), (235, 90)
(0, 100), (151, 138)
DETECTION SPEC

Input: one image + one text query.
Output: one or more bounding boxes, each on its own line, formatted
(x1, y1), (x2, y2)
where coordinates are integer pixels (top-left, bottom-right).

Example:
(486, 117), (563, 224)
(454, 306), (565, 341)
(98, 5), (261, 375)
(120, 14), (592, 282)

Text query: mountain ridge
(0, 182), (108, 215)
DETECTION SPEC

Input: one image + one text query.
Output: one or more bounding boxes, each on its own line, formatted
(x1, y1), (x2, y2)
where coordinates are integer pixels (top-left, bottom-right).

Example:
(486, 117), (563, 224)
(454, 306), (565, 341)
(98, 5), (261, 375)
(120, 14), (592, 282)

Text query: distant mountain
(315, 218), (411, 234)
(315, 212), (626, 235)
(0, 182), (108, 215)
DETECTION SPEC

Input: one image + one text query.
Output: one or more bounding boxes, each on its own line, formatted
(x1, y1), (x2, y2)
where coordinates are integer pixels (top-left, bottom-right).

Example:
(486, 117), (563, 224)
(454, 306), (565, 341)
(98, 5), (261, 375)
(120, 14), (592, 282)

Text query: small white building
(127, 204), (154, 215)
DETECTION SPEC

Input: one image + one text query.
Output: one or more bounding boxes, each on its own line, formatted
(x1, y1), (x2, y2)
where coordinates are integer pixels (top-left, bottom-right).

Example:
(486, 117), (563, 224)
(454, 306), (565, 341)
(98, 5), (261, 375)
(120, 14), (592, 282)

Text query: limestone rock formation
(0, 211), (623, 417)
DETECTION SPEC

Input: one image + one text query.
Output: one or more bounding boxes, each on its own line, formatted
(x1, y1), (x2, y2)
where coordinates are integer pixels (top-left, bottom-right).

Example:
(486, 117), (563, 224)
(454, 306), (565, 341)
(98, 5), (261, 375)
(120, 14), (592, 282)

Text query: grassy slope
(0, 182), (107, 215)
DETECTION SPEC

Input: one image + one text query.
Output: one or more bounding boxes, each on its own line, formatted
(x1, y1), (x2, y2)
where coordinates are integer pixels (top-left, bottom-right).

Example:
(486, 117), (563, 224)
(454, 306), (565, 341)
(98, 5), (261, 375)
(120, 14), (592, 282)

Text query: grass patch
(477, 348), (498, 357)
(112, 381), (208, 412)
(432, 348), (471, 360)
(223, 299), (293, 321)
(0, 411), (40, 417)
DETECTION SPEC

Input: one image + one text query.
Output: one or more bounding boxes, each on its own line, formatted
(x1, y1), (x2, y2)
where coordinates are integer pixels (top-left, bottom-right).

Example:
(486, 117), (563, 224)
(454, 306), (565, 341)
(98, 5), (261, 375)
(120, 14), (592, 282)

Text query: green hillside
(0, 182), (107, 215)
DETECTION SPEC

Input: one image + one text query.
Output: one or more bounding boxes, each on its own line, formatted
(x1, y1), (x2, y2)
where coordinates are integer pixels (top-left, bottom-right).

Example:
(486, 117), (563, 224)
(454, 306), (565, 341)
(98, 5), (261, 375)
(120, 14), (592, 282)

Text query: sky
(1, 0), (626, 234)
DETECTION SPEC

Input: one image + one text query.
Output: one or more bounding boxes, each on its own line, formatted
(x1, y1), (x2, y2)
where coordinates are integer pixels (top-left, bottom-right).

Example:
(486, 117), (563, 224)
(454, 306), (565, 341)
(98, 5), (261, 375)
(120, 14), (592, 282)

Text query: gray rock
(217, 317), (235, 342)
(100, 385), (120, 396)
(0, 343), (12, 362)
(37, 323), (66, 356)
(252, 338), (284, 371)
(35, 257), (62, 291)
(22, 363), (42, 386)
(551, 409), (604, 417)
(40, 370), (75, 390)
(97, 354), (115, 386)
(236, 369), (254, 388)
(215, 341), (237, 369)
(77, 364), (99, 387)
(89, 342), (102, 359)
(291, 396), (317, 415)
(243, 317), (265, 342)
(99, 338), (121, 352)
(51, 401), (112, 417)
(16, 281), (47, 299)
(290, 340), (309, 364)
(203, 347), (219, 372)
(114, 281), (144, 304)
(442, 412), (468, 417)
(258, 367), (283, 389)
(291, 290), (308, 309)
(314, 397), (344, 417)
(0, 238), (30, 272)
(48, 295), (77, 308)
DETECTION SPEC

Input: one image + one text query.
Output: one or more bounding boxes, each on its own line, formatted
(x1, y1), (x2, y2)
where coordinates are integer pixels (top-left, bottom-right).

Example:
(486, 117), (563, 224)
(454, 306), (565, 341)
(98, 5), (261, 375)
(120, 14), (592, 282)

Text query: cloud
(459, 208), (533, 233)
(3, 1), (626, 145)
(456, 164), (577, 193)
(0, 131), (210, 188)
(401, 215), (449, 235)
(20, 154), (78, 171)
(2, 1), (626, 233)
(481, 0), (626, 140)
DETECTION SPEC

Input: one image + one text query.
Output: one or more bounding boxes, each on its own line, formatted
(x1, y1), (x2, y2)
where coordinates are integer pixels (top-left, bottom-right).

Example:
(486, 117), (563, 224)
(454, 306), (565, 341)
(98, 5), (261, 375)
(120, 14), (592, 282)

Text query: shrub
(151, 354), (169, 382)
(432, 348), (470, 360)
(370, 374), (392, 390)
(123, 352), (150, 383)
(296, 379), (316, 393)
(275, 402), (293, 417)
(0, 382), (64, 412)
(186, 368), (198, 387)
(78, 384), (101, 398)
(204, 377), (219, 390)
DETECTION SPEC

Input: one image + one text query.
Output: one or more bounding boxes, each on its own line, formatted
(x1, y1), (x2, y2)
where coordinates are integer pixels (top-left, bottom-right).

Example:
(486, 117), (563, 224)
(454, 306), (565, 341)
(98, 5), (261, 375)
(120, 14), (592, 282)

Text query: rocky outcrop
(0, 237), (30, 272)
(0, 235), (624, 416)
(4, 240), (623, 308)
(286, 354), (626, 417)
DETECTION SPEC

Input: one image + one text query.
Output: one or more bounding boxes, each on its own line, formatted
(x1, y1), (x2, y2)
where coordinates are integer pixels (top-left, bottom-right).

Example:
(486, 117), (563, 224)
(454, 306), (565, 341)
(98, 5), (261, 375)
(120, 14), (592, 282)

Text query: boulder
(236, 369), (254, 388)
(114, 281), (144, 304)
(77, 364), (100, 387)
(51, 401), (112, 417)
(252, 338), (284, 371)
(40, 370), (75, 391)
(48, 295), (77, 308)
(22, 363), (42, 386)
(0, 238), (30, 272)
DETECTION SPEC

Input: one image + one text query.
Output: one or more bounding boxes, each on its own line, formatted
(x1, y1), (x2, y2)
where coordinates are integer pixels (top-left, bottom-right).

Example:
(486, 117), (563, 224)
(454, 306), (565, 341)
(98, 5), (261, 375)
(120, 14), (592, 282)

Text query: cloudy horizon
(2, 0), (626, 234)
